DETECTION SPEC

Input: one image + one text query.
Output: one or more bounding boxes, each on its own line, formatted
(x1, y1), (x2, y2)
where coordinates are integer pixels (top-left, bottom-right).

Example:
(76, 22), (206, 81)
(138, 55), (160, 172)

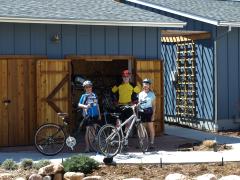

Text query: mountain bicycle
(34, 110), (101, 156)
(97, 103), (149, 157)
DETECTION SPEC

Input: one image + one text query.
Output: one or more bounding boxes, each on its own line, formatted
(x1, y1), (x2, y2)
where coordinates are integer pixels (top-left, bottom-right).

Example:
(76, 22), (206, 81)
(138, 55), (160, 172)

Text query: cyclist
(112, 70), (140, 147)
(78, 80), (101, 153)
(138, 78), (156, 150)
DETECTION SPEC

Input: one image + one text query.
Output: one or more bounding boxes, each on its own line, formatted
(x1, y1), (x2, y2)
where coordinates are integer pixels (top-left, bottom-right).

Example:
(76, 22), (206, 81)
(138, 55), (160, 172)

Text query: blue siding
(105, 26), (119, 55)
(91, 26), (105, 55)
(0, 23), (14, 54)
(14, 24), (31, 54)
(0, 23), (161, 59)
(30, 24), (46, 55)
(146, 27), (158, 59)
(77, 25), (91, 55)
(62, 25), (77, 57)
(46, 24), (62, 58)
(119, 27), (132, 55)
(133, 27), (146, 58)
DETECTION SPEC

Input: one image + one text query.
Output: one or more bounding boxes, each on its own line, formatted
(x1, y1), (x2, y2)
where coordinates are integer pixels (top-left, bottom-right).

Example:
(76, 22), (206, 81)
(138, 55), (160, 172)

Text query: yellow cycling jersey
(112, 83), (140, 104)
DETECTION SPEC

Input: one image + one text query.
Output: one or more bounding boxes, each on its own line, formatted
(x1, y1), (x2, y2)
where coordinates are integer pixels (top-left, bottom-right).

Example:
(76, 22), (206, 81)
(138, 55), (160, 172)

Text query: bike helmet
(82, 80), (93, 87)
(121, 69), (131, 77)
(142, 78), (152, 84)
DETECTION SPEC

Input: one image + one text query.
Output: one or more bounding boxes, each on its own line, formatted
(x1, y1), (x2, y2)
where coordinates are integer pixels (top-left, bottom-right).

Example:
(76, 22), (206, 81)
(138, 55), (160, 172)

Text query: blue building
(0, 0), (239, 146)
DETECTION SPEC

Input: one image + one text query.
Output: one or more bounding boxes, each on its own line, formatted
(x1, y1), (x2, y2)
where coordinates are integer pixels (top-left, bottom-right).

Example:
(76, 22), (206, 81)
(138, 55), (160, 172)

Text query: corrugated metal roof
(126, 0), (240, 26)
(0, 0), (185, 27)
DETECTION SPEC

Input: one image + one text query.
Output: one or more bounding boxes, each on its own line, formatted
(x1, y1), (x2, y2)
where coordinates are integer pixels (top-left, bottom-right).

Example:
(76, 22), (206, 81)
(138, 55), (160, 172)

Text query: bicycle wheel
(87, 124), (101, 152)
(35, 123), (66, 156)
(98, 124), (121, 157)
(136, 123), (149, 153)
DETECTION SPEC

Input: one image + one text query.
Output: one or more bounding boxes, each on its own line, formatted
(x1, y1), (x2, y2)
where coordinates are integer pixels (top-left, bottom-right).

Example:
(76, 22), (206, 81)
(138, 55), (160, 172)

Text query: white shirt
(138, 90), (156, 109)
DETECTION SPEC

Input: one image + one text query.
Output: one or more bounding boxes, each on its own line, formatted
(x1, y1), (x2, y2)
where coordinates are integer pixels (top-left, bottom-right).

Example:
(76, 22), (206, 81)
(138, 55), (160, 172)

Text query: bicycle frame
(115, 106), (140, 144)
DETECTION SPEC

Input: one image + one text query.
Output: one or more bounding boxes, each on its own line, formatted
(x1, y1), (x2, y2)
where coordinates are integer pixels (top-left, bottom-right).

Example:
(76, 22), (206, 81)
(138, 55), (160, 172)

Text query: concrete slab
(0, 125), (239, 164)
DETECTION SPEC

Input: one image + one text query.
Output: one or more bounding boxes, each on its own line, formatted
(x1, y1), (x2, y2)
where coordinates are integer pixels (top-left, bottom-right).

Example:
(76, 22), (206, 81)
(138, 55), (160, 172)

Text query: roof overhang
(0, 16), (186, 28)
(161, 30), (211, 43)
(126, 0), (240, 27)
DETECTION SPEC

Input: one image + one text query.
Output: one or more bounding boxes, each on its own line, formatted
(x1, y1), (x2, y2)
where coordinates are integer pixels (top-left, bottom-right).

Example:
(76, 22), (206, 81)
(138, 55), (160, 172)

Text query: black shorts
(85, 116), (99, 126)
(139, 108), (153, 123)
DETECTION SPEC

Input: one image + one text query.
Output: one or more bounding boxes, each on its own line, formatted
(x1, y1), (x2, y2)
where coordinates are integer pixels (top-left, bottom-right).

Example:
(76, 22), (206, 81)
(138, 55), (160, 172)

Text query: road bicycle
(34, 110), (101, 156)
(97, 103), (149, 157)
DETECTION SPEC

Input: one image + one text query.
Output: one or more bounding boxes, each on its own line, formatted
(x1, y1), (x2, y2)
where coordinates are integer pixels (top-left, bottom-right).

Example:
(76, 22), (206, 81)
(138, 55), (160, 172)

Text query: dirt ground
(1, 162), (240, 180)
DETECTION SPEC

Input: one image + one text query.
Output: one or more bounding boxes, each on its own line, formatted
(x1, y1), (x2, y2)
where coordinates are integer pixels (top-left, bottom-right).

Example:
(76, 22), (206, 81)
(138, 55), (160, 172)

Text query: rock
(15, 178), (26, 180)
(0, 173), (13, 180)
(196, 174), (217, 180)
(38, 163), (64, 176)
(219, 175), (240, 180)
(53, 173), (63, 180)
(64, 172), (85, 180)
(123, 178), (143, 180)
(29, 174), (43, 180)
(165, 173), (187, 180)
(82, 176), (103, 180)
(43, 175), (52, 180)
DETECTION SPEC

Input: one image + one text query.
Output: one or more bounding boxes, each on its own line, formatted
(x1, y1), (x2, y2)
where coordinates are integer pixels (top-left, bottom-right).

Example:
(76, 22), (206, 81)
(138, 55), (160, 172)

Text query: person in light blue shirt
(78, 80), (101, 153)
(138, 78), (156, 150)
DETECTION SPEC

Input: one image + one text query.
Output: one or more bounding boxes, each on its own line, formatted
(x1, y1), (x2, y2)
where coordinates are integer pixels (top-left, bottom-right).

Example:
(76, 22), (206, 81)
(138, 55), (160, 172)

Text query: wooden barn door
(0, 59), (37, 146)
(0, 60), (8, 146)
(36, 60), (71, 128)
(135, 60), (164, 135)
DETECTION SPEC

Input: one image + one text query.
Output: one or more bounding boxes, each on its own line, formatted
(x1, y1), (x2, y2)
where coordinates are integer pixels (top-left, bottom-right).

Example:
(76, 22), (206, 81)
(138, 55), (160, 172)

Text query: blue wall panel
(216, 27), (229, 119)
(14, 24), (30, 54)
(0, 23), (161, 60)
(46, 24), (62, 58)
(62, 25), (77, 57)
(133, 27), (146, 58)
(91, 26), (105, 55)
(105, 26), (119, 55)
(119, 27), (132, 55)
(227, 28), (239, 119)
(146, 27), (158, 59)
(0, 23), (14, 54)
(77, 25), (91, 55)
(30, 24), (46, 55)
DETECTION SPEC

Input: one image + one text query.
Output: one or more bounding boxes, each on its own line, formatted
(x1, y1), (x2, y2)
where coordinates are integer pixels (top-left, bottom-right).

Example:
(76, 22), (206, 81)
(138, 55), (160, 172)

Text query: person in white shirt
(138, 78), (156, 149)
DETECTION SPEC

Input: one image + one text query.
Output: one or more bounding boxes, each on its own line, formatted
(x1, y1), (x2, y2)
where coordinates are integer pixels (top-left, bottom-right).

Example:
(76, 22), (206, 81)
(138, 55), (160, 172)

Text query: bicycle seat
(57, 112), (69, 119)
(110, 113), (121, 118)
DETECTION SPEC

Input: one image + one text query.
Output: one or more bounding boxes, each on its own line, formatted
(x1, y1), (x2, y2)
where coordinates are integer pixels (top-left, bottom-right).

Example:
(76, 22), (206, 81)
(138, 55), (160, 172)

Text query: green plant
(63, 155), (99, 174)
(2, 159), (18, 170)
(20, 159), (33, 170)
(33, 159), (51, 170)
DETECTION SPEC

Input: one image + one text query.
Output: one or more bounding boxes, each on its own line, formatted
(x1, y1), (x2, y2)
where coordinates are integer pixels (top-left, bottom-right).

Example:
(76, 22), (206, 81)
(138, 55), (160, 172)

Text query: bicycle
(34, 110), (101, 156)
(97, 103), (149, 157)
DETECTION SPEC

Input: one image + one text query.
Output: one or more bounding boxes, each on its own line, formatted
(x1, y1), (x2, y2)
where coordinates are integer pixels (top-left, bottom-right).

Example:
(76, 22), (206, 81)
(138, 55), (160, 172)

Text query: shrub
(2, 159), (18, 170)
(33, 159), (51, 170)
(20, 159), (33, 170)
(63, 155), (99, 174)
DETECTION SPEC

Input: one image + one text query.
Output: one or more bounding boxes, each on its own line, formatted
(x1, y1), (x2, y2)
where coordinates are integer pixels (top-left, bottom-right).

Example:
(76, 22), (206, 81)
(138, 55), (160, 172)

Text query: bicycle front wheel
(98, 124), (121, 157)
(137, 123), (149, 153)
(35, 123), (66, 156)
(87, 124), (101, 152)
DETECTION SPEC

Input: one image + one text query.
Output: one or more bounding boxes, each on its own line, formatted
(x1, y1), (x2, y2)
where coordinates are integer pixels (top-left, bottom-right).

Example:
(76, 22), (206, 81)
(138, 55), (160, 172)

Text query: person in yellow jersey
(112, 69), (140, 105)
(112, 70), (140, 149)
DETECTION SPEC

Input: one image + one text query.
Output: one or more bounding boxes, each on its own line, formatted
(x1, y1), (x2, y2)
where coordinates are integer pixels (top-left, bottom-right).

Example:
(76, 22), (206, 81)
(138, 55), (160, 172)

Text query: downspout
(214, 25), (232, 132)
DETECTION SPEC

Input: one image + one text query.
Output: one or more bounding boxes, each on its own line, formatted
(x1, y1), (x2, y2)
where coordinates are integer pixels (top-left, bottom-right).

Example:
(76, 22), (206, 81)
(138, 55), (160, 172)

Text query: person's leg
(148, 122), (155, 146)
(85, 126), (90, 152)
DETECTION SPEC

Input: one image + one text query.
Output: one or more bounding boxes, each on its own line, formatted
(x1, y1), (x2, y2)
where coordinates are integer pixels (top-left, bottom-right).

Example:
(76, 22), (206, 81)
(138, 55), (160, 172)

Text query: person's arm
(151, 96), (156, 122)
(78, 95), (89, 109)
(112, 85), (118, 93)
(133, 85), (141, 94)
